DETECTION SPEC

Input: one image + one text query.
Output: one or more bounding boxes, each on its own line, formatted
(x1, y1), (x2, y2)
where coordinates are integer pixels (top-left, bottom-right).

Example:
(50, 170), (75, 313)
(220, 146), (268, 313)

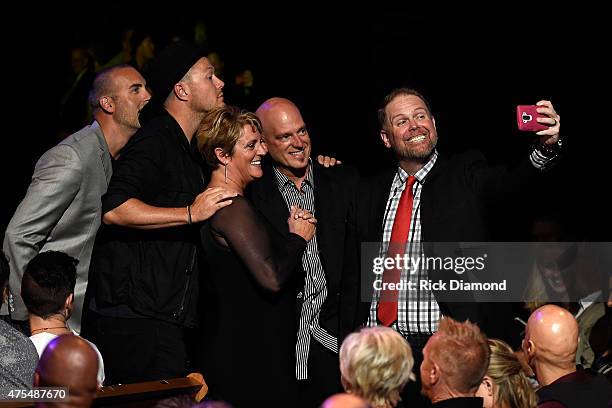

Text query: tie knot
(406, 175), (417, 189)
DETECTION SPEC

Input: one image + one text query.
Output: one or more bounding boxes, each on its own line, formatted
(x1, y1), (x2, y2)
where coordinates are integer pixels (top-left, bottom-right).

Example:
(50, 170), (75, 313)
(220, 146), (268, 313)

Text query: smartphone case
(517, 105), (548, 132)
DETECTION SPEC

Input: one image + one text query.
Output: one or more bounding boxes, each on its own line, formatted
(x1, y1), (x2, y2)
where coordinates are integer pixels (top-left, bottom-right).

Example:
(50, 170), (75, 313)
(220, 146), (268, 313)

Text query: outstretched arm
(103, 187), (236, 229)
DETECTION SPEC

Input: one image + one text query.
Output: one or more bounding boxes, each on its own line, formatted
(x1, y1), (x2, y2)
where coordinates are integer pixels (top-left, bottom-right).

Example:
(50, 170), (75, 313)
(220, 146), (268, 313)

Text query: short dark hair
(0, 251), (9, 290)
(377, 88), (432, 130)
(22, 251), (78, 319)
(88, 64), (132, 110)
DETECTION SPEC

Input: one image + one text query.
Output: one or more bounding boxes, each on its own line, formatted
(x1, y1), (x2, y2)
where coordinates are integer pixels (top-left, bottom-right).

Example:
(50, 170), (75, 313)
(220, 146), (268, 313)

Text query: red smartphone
(517, 105), (548, 132)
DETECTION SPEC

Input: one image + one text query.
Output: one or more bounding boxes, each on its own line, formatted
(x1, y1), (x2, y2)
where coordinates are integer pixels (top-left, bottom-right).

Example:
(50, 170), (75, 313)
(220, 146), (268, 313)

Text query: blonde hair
(429, 317), (490, 393)
(339, 326), (415, 408)
(486, 339), (537, 408)
(197, 105), (262, 167)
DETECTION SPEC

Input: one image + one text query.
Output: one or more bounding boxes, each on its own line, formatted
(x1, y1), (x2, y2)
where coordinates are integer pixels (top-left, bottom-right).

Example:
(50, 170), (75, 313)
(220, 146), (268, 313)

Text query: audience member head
(476, 338), (537, 408)
(320, 393), (371, 408)
(129, 30), (155, 70)
(34, 334), (98, 407)
(420, 317), (489, 404)
(197, 105), (266, 192)
(1, 251), (9, 305)
(70, 47), (93, 75)
(377, 88), (437, 174)
(256, 97), (311, 177)
(522, 304), (579, 386)
(22, 251), (78, 320)
(339, 326), (415, 408)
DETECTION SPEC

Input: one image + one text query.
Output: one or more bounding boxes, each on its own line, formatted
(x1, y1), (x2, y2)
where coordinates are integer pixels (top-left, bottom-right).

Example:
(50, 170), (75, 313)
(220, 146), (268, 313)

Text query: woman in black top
(196, 105), (315, 407)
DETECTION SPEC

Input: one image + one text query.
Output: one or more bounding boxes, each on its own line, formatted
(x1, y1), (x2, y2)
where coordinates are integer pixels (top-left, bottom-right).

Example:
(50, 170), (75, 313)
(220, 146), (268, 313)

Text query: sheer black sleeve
(210, 196), (307, 291)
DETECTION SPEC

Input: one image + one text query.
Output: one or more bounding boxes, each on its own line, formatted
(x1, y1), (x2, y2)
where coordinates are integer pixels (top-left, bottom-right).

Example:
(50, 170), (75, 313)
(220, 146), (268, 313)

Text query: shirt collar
(274, 158), (314, 192)
(393, 150), (438, 189)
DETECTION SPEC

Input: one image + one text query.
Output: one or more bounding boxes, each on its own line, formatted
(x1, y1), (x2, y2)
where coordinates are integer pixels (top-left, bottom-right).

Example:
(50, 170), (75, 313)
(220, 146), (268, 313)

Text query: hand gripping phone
(517, 105), (548, 132)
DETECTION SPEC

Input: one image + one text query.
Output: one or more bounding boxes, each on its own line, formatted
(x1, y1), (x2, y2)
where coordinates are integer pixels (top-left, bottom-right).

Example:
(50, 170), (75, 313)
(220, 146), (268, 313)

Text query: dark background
(2, 5), (606, 240)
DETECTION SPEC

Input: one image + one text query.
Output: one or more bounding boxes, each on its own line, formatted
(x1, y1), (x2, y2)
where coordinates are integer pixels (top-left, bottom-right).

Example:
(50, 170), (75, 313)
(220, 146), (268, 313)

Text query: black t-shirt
(91, 110), (206, 327)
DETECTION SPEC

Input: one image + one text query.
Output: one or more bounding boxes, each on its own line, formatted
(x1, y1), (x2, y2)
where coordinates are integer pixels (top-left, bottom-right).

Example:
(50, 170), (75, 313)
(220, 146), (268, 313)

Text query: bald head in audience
(522, 304), (579, 386)
(34, 334), (98, 407)
(320, 393), (371, 408)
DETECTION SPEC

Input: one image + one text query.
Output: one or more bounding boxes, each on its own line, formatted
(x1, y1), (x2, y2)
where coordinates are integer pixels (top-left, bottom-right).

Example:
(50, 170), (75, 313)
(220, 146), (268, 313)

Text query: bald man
(523, 304), (612, 407)
(320, 393), (371, 408)
(252, 98), (360, 408)
(34, 334), (98, 408)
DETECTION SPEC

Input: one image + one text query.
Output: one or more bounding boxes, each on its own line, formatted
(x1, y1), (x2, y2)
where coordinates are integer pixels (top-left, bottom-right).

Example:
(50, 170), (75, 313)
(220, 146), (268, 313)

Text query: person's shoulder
(119, 116), (175, 156)
(316, 161), (359, 178)
(313, 162), (360, 189)
(360, 167), (395, 186)
(0, 319), (28, 343)
(37, 140), (82, 170)
(213, 194), (252, 217)
(0, 320), (38, 367)
(59, 123), (107, 158)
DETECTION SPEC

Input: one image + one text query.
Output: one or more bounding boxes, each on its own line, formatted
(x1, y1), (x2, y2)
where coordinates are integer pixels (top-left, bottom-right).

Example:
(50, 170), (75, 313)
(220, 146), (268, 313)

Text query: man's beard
(399, 139), (437, 161)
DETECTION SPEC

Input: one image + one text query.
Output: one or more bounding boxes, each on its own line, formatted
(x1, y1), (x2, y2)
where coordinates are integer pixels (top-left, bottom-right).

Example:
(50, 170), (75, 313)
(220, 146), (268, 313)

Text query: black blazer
(249, 160), (360, 342)
(357, 150), (542, 332)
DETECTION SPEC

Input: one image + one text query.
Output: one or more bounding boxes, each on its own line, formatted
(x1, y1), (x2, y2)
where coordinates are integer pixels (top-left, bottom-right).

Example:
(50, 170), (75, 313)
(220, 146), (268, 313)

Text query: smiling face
(381, 94), (437, 168)
(228, 124), (268, 187)
(257, 99), (311, 177)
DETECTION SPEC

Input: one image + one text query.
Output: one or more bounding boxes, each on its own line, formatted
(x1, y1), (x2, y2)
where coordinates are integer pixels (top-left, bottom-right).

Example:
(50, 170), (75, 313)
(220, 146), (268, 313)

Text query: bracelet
(187, 205), (193, 225)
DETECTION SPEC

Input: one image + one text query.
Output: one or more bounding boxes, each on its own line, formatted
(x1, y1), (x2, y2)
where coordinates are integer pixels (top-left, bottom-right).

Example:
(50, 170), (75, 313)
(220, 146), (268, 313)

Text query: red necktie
(378, 175), (417, 326)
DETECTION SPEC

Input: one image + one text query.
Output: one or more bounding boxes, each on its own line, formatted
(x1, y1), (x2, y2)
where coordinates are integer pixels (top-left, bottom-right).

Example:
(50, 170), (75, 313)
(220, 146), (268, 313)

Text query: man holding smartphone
(357, 88), (561, 407)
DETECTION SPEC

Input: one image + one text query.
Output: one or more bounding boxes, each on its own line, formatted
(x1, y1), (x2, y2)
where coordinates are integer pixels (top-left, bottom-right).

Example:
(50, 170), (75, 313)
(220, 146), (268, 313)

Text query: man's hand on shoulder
(317, 155), (342, 168)
(190, 187), (238, 223)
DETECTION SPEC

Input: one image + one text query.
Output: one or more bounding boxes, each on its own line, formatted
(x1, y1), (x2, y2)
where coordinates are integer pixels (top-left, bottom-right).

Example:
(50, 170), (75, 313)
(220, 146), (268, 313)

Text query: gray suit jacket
(3, 122), (112, 333)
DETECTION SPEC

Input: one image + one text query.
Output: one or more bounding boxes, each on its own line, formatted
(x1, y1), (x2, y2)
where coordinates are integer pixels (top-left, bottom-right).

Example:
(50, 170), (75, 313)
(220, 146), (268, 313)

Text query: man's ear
(526, 339), (536, 358)
(65, 293), (74, 307)
(214, 148), (230, 166)
(63, 293), (74, 318)
(429, 362), (441, 386)
(174, 82), (189, 101)
(2, 286), (8, 304)
(482, 376), (493, 396)
(432, 116), (437, 130)
(99, 96), (114, 114)
(380, 130), (391, 149)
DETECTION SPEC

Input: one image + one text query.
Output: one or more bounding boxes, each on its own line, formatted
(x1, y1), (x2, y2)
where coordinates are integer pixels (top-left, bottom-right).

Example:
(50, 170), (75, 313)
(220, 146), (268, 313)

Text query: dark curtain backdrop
(2, 5), (606, 239)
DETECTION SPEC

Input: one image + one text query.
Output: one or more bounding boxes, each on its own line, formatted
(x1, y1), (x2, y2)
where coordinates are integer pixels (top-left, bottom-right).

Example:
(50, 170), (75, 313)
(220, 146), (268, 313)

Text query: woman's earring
(224, 164), (228, 184)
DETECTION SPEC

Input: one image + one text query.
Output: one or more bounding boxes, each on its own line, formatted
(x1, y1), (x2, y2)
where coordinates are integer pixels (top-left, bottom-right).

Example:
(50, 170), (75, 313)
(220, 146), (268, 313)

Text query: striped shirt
(274, 162), (337, 381)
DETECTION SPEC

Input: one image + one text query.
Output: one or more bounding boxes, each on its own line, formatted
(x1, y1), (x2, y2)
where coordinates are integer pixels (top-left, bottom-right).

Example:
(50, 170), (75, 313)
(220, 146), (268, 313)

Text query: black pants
(298, 338), (343, 408)
(88, 314), (187, 385)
